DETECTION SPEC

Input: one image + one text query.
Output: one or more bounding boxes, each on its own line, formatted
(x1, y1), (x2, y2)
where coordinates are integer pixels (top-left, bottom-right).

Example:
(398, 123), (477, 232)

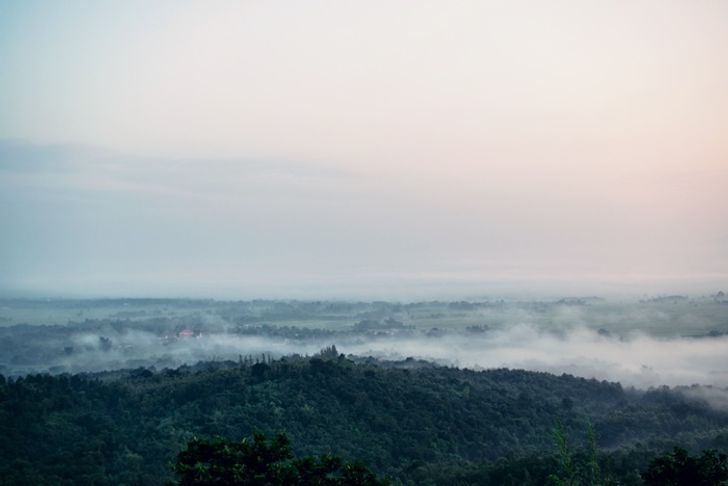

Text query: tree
(642, 447), (728, 486)
(172, 432), (388, 486)
(548, 421), (577, 486)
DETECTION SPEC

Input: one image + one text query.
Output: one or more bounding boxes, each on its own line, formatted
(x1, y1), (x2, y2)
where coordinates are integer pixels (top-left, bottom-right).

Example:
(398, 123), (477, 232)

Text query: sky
(1, 0), (727, 299)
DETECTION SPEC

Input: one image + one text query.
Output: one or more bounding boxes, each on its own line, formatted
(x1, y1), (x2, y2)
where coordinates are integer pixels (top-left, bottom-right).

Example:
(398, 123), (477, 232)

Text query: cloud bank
(5, 324), (727, 391)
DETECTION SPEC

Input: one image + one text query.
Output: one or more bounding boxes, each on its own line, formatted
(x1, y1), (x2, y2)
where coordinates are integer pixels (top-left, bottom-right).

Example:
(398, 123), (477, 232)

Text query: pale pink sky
(1, 0), (727, 297)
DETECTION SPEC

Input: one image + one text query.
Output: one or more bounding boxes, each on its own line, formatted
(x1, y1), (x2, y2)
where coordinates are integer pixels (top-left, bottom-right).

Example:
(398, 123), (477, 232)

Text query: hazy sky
(1, 1), (727, 298)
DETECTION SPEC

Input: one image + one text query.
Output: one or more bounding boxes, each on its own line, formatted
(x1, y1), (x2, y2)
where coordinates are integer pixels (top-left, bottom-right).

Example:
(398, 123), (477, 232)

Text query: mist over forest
(3, 295), (728, 485)
(3, 296), (727, 391)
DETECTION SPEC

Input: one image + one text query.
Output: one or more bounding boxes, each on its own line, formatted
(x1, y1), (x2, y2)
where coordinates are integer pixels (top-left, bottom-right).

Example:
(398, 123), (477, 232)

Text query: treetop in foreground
(172, 432), (388, 486)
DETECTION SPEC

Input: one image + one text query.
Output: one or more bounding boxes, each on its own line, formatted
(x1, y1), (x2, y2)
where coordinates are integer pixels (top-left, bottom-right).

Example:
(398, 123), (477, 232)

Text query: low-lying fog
(4, 324), (728, 388)
(128, 329), (726, 386)
(2, 298), (727, 403)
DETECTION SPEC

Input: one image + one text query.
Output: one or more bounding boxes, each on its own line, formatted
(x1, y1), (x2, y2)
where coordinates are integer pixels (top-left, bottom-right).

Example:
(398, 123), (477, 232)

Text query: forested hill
(1, 353), (728, 485)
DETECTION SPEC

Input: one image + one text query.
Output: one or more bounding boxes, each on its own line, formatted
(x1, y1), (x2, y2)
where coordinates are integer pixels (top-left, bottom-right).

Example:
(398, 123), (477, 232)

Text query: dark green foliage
(642, 448), (728, 485)
(549, 421), (577, 486)
(1, 357), (727, 485)
(172, 432), (387, 485)
(546, 421), (612, 486)
(586, 421), (603, 486)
